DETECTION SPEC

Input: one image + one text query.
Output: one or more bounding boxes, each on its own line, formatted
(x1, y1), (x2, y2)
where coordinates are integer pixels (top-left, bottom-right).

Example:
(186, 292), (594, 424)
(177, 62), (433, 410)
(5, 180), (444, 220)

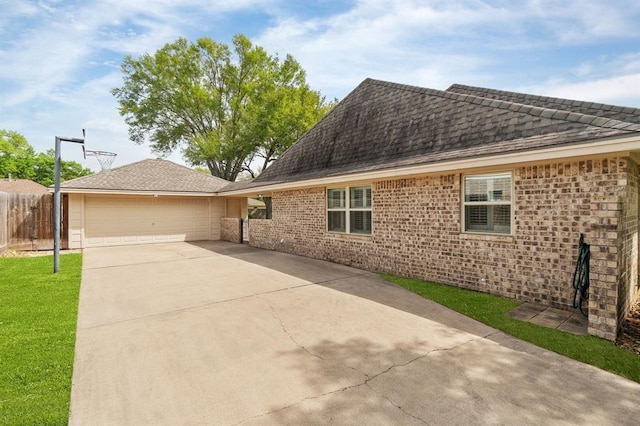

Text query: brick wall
(515, 158), (631, 340)
(248, 156), (637, 340)
(248, 219), (273, 248)
(617, 159), (639, 330)
(220, 218), (242, 244)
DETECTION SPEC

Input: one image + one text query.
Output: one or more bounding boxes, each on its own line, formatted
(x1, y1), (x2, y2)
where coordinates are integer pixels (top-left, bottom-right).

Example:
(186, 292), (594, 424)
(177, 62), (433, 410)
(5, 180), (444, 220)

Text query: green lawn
(0, 254), (82, 425)
(383, 274), (640, 383)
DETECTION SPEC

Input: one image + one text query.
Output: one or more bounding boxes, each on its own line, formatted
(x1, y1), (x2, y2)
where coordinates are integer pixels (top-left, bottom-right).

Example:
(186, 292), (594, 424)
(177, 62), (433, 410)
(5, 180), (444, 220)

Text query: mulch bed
(616, 299), (640, 355)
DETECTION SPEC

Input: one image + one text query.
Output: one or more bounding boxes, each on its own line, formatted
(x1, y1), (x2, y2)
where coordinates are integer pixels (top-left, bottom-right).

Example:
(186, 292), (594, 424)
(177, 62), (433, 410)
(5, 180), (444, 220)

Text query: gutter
(220, 134), (640, 196)
(52, 188), (221, 197)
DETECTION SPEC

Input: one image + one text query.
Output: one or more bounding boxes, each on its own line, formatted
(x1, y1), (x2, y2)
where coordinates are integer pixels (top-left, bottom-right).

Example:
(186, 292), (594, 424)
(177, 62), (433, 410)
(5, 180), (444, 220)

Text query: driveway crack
(363, 337), (478, 385)
(231, 334), (479, 426)
(364, 383), (429, 425)
(357, 337), (479, 424)
(229, 382), (366, 426)
(266, 302), (369, 379)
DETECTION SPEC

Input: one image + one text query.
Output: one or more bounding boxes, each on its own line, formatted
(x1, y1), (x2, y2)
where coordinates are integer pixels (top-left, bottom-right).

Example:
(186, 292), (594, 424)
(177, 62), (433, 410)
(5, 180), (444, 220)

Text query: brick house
(221, 78), (640, 341)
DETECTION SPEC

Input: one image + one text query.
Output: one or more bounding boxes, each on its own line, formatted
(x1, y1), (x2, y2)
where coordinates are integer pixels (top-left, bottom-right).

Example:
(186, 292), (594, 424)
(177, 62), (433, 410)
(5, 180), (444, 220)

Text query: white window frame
(462, 172), (513, 235)
(327, 185), (372, 235)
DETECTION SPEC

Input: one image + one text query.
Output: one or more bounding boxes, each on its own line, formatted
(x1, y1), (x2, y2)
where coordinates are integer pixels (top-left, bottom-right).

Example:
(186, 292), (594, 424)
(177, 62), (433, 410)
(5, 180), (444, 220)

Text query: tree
(0, 130), (36, 179)
(0, 130), (92, 186)
(0, 129), (32, 155)
(245, 54), (336, 176)
(112, 34), (331, 181)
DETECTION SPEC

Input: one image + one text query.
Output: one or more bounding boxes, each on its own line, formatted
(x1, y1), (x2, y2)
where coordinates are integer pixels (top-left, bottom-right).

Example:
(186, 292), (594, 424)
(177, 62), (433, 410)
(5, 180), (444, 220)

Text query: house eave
(221, 134), (640, 196)
(54, 188), (219, 197)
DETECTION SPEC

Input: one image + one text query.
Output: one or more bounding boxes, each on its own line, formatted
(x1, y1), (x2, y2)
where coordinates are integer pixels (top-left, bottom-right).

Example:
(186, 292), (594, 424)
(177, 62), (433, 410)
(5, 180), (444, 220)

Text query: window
(463, 173), (512, 234)
(327, 186), (372, 234)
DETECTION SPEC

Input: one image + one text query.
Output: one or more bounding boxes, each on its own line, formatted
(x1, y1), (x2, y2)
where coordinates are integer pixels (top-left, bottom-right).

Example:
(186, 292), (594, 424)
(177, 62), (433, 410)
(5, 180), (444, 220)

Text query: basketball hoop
(85, 150), (117, 171)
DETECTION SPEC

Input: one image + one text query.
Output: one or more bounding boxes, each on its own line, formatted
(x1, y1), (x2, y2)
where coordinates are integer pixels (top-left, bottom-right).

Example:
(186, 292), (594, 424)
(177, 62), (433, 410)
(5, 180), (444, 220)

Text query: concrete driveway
(69, 241), (640, 425)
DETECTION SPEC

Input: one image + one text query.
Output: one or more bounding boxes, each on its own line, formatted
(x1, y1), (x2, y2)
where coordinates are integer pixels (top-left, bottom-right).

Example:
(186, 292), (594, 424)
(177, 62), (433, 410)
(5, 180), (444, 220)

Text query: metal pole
(52, 134), (84, 273)
(53, 136), (61, 273)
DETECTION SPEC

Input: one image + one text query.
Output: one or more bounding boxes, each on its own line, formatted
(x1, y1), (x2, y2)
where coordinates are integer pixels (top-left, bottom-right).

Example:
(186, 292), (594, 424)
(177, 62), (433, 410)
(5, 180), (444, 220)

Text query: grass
(383, 274), (640, 383)
(0, 254), (82, 425)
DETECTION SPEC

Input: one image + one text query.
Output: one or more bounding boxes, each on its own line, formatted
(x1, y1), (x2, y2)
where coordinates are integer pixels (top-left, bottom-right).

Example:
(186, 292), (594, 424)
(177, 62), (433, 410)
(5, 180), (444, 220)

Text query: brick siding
(617, 159), (640, 330)
(248, 156), (639, 340)
(220, 218), (242, 244)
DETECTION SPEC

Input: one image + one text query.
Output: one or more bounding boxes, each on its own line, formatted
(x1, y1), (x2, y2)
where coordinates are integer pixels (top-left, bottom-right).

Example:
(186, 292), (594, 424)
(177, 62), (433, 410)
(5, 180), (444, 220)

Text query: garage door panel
(85, 196), (212, 247)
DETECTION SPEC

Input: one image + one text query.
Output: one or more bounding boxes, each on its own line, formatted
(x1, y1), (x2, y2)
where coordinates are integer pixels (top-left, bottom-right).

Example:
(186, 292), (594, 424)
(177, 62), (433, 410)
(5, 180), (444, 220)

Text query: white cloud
(0, 0), (271, 106)
(255, 1), (513, 96)
(535, 73), (640, 107)
(569, 53), (640, 81)
(525, 52), (640, 107)
(0, 0), (40, 32)
(531, 0), (640, 43)
(253, 0), (640, 103)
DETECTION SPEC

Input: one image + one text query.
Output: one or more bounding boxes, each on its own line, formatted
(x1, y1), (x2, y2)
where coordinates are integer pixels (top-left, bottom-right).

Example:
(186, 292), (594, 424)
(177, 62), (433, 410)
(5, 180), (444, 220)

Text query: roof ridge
(447, 83), (640, 117)
(62, 158), (230, 186)
(365, 79), (640, 133)
(61, 158), (229, 188)
(57, 158), (145, 186)
(149, 158), (230, 183)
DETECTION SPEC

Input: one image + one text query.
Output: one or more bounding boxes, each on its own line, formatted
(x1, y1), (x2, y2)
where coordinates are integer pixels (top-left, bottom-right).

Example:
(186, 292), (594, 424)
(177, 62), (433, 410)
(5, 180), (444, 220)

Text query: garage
(84, 195), (214, 247)
(60, 159), (229, 248)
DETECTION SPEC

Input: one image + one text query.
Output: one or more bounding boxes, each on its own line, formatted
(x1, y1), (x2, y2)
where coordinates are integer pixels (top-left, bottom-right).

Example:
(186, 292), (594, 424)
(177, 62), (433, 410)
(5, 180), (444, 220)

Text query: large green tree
(0, 130), (92, 186)
(112, 34), (332, 181)
(246, 54), (336, 177)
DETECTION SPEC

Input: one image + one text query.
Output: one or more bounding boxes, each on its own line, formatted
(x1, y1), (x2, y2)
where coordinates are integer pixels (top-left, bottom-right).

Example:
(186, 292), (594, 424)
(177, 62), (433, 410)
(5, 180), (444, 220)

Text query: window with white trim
(327, 186), (372, 234)
(463, 173), (512, 234)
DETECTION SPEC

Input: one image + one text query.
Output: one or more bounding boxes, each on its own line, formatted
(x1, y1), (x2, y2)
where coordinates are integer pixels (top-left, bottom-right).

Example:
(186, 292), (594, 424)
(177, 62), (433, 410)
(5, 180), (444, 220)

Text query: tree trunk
(263, 197), (272, 219)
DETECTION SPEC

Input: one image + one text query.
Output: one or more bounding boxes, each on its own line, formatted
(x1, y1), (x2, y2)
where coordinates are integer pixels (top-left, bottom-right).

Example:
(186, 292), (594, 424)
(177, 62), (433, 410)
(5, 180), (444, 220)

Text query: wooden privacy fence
(0, 192), (7, 253)
(6, 193), (54, 251)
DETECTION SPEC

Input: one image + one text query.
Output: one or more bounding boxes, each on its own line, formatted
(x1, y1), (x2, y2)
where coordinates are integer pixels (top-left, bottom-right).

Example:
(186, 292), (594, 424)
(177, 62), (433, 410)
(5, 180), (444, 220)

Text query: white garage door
(84, 196), (211, 247)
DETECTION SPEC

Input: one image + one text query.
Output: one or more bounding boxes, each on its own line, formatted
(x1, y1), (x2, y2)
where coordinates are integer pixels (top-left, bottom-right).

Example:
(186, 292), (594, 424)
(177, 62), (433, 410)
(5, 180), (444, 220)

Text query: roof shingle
(0, 179), (49, 193)
(446, 84), (640, 124)
(245, 78), (639, 187)
(60, 159), (230, 193)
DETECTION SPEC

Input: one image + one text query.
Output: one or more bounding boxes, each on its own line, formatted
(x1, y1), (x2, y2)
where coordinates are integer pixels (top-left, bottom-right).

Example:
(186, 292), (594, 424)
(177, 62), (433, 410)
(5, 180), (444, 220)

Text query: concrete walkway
(69, 241), (640, 425)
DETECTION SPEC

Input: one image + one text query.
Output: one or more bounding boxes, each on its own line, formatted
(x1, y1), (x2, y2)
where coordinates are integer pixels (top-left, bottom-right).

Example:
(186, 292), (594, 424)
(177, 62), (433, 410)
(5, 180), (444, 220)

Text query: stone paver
(508, 302), (588, 335)
(558, 313), (590, 334)
(507, 302), (546, 321)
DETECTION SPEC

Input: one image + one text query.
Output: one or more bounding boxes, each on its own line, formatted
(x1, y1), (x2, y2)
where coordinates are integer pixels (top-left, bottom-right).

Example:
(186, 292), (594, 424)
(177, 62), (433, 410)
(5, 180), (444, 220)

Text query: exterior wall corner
(220, 217), (243, 243)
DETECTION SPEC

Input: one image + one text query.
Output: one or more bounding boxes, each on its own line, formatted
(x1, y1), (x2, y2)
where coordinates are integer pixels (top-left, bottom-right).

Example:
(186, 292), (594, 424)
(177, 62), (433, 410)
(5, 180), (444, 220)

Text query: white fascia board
(221, 135), (640, 196)
(57, 188), (219, 197)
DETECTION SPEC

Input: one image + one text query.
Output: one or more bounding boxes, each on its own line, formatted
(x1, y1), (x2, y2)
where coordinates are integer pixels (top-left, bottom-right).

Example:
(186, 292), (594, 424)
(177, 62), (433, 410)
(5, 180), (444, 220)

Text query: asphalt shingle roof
(238, 78), (640, 188)
(0, 179), (49, 193)
(60, 158), (230, 193)
(446, 84), (640, 125)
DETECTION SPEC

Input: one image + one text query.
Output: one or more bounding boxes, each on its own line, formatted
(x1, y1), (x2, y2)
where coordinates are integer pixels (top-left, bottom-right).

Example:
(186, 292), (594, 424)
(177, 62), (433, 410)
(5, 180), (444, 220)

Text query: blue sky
(1, 0), (640, 171)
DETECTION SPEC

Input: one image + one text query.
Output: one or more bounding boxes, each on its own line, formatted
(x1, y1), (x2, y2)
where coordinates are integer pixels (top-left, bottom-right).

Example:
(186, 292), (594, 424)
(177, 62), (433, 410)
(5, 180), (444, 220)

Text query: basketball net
(85, 150), (117, 172)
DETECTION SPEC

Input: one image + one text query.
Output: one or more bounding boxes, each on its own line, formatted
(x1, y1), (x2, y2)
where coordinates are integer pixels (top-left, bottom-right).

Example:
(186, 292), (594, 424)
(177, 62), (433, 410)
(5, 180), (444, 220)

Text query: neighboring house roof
(60, 158), (230, 194)
(224, 78), (640, 192)
(222, 180), (256, 193)
(248, 198), (266, 208)
(0, 179), (49, 193)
